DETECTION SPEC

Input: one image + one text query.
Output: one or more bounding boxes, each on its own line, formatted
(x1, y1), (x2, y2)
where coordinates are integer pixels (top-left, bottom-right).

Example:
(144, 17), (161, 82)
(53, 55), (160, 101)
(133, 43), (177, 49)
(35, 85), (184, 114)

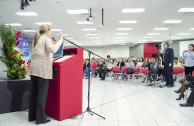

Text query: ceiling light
(65, 37), (74, 40)
(5, 23), (22, 26)
(57, 34), (69, 36)
(143, 37), (154, 39)
(170, 37), (180, 39)
(163, 20), (182, 23)
(178, 8), (194, 12)
(76, 21), (93, 24)
(115, 40), (124, 41)
(82, 29), (96, 31)
(67, 10), (89, 14)
(51, 29), (62, 31)
(122, 8), (145, 13)
(16, 12), (38, 16)
(154, 28), (169, 30)
(138, 40), (148, 42)
(116, 33), (128, 35)
(178, 33), (191, 35)
(120, 44), (126, 45)
(86, 34), (98, 36)
(117, 28), (133, 30)
(89, 37), (100, 39)
(116, 37), (126, 39)
(147, 33), (160, 35)
(190, 28), (194, 30)
(22, 30), (36, 32)
(119, 20), (137, 24)
(35, 22), (52, 25)
(153, 40), (163, 42)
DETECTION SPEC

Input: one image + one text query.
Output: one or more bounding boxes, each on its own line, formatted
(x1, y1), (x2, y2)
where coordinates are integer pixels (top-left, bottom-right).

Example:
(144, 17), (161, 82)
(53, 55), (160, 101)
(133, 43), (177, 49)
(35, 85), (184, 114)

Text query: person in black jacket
(117, 58), (125, 69)
(162, 42), (174, 87)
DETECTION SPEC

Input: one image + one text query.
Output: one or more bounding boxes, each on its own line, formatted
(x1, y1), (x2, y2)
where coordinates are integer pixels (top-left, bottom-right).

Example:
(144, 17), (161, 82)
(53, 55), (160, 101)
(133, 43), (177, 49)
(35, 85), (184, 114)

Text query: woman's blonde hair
(33, 24), (51, 47)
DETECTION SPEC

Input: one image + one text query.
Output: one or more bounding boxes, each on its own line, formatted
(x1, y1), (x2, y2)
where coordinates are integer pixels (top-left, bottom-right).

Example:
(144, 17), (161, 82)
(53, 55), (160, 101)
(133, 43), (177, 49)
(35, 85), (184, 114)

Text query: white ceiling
(0, 0), (194, 47)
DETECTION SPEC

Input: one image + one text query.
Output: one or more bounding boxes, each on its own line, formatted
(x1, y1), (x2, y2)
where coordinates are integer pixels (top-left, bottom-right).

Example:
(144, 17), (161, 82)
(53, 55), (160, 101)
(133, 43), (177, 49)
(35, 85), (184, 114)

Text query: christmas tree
(0, 24), (28, 79)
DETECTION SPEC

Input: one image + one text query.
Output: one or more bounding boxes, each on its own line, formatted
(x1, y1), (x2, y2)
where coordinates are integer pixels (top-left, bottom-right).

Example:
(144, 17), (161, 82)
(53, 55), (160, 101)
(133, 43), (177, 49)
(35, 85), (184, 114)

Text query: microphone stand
(63, 38), (106, 119)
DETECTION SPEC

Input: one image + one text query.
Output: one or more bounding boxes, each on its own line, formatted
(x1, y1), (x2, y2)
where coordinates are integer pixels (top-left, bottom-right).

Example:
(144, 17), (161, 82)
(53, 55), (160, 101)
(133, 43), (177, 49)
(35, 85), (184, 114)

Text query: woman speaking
(29, 24), (63, 124)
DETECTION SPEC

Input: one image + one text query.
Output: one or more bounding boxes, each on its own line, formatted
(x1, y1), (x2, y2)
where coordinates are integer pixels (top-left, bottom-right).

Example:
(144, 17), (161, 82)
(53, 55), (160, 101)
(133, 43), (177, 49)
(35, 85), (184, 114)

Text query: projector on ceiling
(86, 16), (94, 22)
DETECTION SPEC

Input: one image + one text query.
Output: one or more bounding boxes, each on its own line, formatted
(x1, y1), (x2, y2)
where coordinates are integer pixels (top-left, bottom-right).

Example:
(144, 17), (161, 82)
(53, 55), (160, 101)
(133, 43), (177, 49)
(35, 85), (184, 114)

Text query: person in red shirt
(91, 58), (97, 71)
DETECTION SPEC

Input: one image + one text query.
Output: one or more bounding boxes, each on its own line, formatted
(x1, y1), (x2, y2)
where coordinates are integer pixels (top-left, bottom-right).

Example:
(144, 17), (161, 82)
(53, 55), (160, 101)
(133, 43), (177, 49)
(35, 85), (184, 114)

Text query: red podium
(45, 48), (83, 121)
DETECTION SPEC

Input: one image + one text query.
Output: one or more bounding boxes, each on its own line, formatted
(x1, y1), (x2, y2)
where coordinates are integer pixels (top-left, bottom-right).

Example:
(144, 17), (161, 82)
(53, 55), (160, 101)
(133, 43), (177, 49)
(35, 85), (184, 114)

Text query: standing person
(29, 24), (63, 124)
(182, 44), (194, 75)
(162, 42), (174, 87)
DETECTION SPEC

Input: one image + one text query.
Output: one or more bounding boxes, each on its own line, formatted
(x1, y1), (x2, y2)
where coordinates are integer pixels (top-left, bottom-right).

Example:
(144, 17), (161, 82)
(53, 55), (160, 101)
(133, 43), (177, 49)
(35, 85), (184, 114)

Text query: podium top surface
(54, 55), (72, 63)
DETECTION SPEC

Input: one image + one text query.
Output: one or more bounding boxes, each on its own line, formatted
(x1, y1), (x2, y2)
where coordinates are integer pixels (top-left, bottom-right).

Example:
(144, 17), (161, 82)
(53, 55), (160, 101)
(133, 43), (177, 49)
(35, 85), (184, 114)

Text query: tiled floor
(0, 76), (194, 126)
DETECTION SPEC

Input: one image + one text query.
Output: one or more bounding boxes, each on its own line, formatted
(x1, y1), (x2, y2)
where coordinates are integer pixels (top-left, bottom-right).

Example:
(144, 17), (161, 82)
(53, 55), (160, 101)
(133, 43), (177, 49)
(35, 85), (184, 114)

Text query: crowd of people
(83, 43), (194, 107)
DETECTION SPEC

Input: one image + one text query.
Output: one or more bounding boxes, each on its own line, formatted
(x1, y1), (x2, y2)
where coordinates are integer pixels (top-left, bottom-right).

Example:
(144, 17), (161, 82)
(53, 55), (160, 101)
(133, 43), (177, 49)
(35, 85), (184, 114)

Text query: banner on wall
(15, 37), (30, 62)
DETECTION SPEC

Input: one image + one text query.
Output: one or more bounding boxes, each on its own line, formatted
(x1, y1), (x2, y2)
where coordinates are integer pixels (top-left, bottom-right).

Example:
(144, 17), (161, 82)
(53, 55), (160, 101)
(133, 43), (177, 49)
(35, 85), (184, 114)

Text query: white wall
(179, 41), (194, 57)
(83, 46), (130, 59)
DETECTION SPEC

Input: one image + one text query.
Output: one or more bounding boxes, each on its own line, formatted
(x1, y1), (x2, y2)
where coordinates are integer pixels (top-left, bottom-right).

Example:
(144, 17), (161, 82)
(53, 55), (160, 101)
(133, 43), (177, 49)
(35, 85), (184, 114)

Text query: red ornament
(9, 54), (13, 57)
(18, 61), (21, 65)
(16, 69), (19, 72)
(24, 76), (26, 78)
(16, 31), (22, 36)
(22, 68), (25, 71)
(16, 40), (20, 46)
(22, 61), (25, 64)
(10, 45), (13, 48)
(21, 54), (23, 56)
(16, 51), (19, 54)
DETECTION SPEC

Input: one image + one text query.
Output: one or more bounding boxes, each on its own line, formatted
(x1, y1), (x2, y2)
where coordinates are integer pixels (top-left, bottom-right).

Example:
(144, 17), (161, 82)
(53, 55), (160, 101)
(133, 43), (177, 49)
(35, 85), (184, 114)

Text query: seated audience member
(91, 58), (97, 70)
(131, 56), (137, 66)
(141, 58), (150, 83)
(136, 58), (144, 67)
(156, 57), (164, 81)
(174, 75), (194, 100)
(179, 75), (194, 107)
(113, 58), (119, 67)
(173, 57), (182, 67)
(121, 57), (134, 80)
(147, 58), (157, 82)
(173, 57), (182, 82)
(106, 55), (113, 72)
(96, 59), (107, 80)
(114, 58), (125, 80)
(83, 59), (90, 78)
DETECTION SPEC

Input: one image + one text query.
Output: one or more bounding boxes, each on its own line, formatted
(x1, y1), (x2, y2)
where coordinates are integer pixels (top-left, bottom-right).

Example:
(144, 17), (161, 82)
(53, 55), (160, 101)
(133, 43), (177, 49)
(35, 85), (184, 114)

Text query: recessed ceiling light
(57, 34), (69, 36)
(154, 28), (169, 30)
(190, 28), (194, 30)
(65, 37), (74, 40)
(138, 40), (148, 42)
(117, 28), (133, 30)
(119, 20), (137, 24)
(86, 34), (98, 36)
(120, 44), (126, 45)
(51, 29), (62, 31)
(147, 33), (160, 35)
(170, 37), (180, 39)
(5, 23), (22, 26)
(67, 10), (89, 14)
(178, 33), (191, 35)
(89, 37), (100, 39)
(178, 8), (194, 12)
(153, 40), (163, 42)
(16, 12), (38, 16)
(35, 22), (52, 25)
(122, 8), (145, 13)
(82, 29), (96, 31)
(115, 40), (124, 41)
(143, 37), (154, 39)
(116, 37), (126, 39)
(76, 21), (93, 24)
(116, 33), (128, 35)
(22, 30), (36, 32)
(163, 20), (182, 23)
